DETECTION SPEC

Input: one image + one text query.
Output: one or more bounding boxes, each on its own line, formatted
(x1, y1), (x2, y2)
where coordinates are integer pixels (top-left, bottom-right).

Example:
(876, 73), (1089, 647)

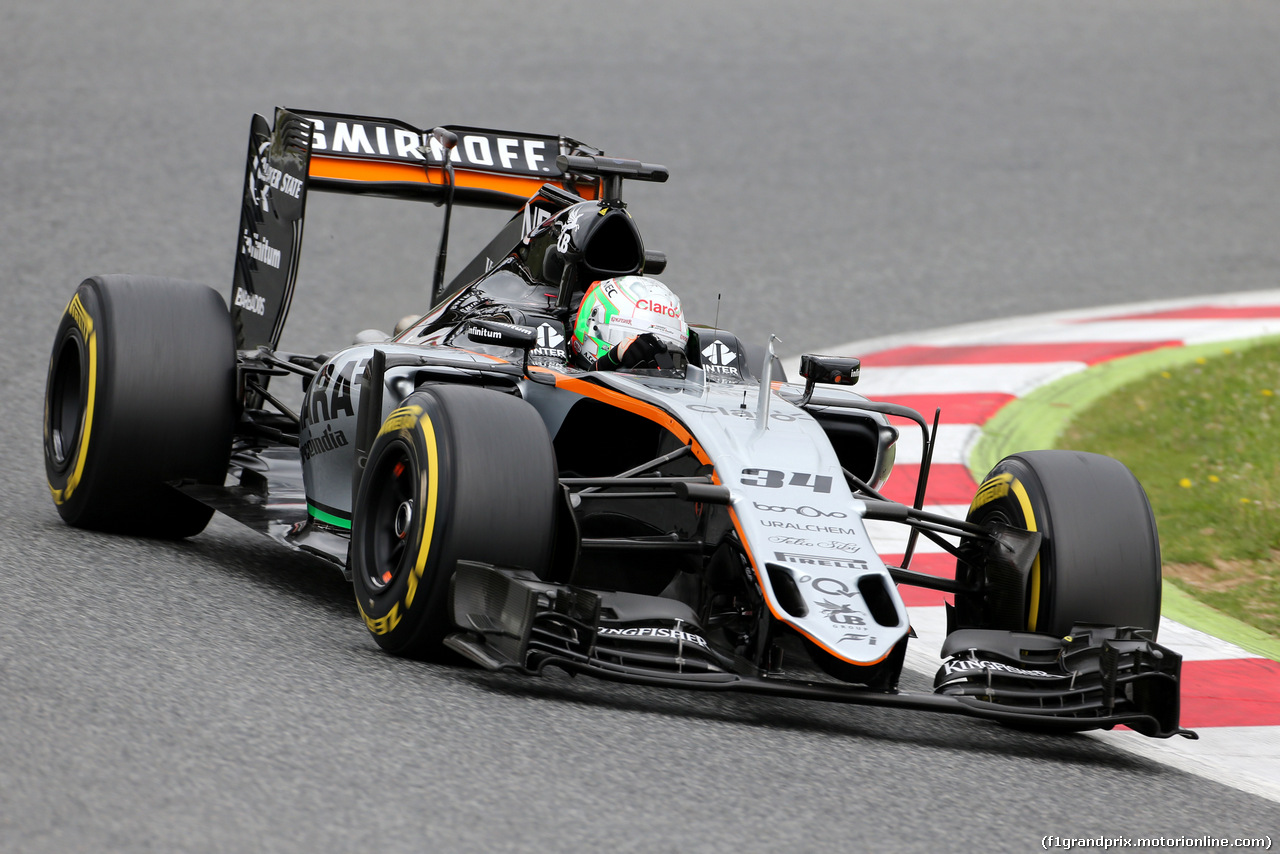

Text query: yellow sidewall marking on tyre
(51, 294), (97, 505)
(378, 404), (423, 439)
(359, 600), (401, 635)
(359, 405), (442, 637)
(970, 472), (1012, 512)
(406, 412), (441, 608)
(1009, 478), (1042, 632)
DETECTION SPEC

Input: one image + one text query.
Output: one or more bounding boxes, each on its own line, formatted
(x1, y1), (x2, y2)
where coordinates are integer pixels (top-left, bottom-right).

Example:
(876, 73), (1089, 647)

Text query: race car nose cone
(394, 500), (413, 540)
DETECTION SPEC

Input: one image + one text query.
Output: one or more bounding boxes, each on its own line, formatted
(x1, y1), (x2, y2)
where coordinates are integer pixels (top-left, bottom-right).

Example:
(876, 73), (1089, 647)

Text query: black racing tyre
(350, 384), (558, 658)
(958, 450), (1162, 639)
(43, 275), (236, 538)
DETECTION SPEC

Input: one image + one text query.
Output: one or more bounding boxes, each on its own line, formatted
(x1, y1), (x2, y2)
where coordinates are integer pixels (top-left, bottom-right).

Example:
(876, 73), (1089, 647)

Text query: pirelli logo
(69, 294), (93, 337)
(773, 552), (868, 571)
(377, 404), (424, 438)
(970, 473), (1014, 511)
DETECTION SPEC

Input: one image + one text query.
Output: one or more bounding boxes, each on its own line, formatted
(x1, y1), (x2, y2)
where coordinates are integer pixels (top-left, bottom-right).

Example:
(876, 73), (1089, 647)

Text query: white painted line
(864, 504), (969, 556)
(1180, 321), (1280, 344)
(850, 362), (1085, 397)
(795, 288), (1280, 357)
(863, 521), (916, 556)
(1156, 617), (1263, 662)
(783, 288), (1280, 368)
(891, 424), (980, 465)
(975, 318), (1280, 344)
(1091, 726), (1280, 804)
(903, 605), (949, 662)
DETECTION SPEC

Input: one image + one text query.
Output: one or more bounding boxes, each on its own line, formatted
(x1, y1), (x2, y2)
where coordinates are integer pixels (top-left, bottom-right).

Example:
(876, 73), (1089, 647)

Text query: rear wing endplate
(230, 109), (311, 350)
(229, 107), (602, 350)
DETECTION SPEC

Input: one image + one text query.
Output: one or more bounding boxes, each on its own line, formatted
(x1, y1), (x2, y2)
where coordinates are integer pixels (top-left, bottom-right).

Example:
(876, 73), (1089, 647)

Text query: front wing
(445, 562), (1194, 739)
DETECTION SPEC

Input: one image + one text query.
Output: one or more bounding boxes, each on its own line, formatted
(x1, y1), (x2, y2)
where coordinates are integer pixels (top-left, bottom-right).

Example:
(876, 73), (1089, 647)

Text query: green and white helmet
(570, 276), (690, 367)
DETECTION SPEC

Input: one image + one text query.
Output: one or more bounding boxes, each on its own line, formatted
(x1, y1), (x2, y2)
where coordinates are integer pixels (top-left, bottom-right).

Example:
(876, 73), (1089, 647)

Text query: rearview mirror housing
(798, 354), (861, 405)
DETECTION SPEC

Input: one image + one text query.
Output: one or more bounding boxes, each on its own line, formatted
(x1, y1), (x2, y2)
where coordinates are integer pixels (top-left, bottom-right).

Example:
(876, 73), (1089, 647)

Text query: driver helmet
(570, 276), (689, 367)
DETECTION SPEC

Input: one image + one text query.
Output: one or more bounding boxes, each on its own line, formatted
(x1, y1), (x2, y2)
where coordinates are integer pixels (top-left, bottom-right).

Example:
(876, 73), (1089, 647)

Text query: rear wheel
(957, 450), (1162, 638)
(350, 384), (558, 658)
(43, 275), (236, 538)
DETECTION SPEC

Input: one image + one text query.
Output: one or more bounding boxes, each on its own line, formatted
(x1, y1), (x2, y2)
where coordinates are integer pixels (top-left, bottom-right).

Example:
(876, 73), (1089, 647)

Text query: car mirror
(798, 353), (861, 406)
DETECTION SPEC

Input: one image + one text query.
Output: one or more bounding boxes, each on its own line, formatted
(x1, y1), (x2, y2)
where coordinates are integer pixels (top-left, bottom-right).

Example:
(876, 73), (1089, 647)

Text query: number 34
(739, 468), (832, 493)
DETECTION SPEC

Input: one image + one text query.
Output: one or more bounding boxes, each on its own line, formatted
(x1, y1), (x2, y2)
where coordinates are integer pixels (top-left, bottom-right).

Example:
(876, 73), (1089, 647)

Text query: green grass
(1057, 339), (1280, 637)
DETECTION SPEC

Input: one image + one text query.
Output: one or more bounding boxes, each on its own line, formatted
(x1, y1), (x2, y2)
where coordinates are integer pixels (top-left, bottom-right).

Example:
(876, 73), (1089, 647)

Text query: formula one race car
(43, 108), (1192, 738)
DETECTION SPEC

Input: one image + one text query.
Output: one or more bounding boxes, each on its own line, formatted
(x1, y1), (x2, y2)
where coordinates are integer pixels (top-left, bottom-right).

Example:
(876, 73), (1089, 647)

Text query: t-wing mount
(555, 154), (669, 205)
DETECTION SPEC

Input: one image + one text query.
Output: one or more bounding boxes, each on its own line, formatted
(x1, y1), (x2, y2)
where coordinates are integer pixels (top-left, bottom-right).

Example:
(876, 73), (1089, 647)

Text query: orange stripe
(310, 156), (427, 184)
(309, 155), (598, 200)
(448, 346), (509, 365)
(538, 369), (711, 465)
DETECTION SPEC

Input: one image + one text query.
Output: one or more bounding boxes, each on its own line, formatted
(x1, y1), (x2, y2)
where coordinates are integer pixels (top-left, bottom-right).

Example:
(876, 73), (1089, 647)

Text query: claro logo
(635, 299), (680, 318)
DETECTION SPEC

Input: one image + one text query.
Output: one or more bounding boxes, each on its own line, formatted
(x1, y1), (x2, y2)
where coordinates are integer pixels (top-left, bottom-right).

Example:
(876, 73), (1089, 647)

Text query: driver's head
(570, 276), (689, 370)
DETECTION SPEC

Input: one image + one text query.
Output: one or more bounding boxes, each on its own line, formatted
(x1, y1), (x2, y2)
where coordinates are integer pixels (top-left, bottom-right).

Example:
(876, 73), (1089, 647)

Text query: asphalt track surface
(5, 2), (1280, 851)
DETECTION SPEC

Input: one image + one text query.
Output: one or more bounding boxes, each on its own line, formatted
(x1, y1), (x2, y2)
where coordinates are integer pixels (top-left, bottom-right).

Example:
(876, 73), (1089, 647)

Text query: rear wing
(229, 107), (602, 349)
(299, 109), (601, 207)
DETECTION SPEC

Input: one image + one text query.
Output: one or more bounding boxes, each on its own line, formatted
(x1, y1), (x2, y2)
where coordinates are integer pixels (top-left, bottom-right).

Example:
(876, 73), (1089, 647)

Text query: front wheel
(350, 384), (558, 659)
(957, 450), (1162, 638)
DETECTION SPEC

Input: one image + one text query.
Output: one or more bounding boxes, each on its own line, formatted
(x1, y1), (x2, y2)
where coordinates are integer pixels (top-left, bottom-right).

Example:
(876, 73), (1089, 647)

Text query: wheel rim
(48, 334), (85, 471)
(363, 444), (416, 591)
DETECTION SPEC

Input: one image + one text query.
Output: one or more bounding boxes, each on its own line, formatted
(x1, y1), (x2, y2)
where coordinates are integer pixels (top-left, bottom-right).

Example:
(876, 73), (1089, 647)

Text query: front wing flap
(935, 626), (1190, 738)
(444, 562), (1193, 738)
(445, 562), (738, 679)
